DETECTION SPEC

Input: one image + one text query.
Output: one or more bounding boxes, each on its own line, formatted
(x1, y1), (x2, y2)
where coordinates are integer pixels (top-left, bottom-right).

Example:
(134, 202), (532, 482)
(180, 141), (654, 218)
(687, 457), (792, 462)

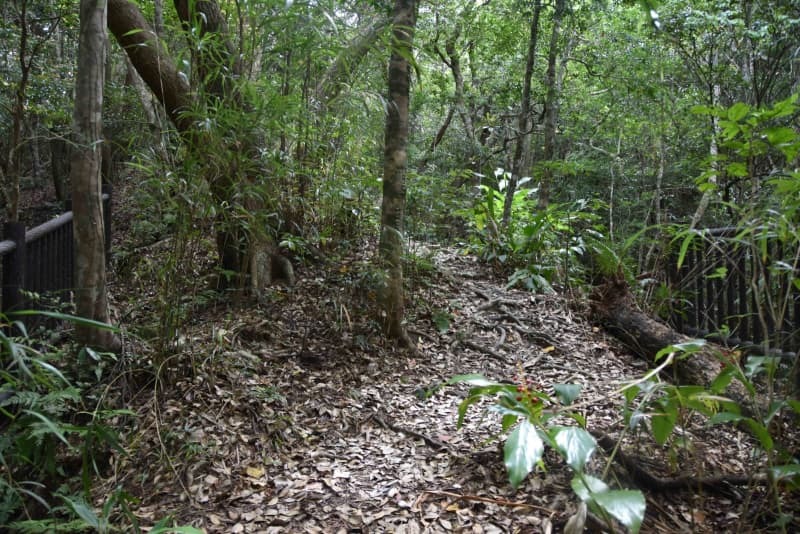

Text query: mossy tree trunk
(378, 0), (416, 347)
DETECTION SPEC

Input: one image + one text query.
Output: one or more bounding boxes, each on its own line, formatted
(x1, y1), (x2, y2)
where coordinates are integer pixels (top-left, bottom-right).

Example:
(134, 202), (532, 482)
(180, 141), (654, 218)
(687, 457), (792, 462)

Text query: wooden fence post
(2, 222), (27, 315)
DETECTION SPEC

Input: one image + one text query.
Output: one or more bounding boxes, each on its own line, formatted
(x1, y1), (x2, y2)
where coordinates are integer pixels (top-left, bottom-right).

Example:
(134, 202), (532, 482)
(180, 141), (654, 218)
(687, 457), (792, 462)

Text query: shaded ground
(97, 231), (791, 533)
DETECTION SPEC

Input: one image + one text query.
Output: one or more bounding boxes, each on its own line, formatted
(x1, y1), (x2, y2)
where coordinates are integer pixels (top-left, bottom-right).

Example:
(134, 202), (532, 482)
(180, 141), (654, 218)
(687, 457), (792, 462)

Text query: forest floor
(93, 203), (796, 533)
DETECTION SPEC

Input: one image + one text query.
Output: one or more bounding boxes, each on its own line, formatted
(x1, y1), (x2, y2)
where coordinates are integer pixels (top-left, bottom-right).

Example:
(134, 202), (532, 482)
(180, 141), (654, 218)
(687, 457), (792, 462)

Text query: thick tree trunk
(107, 0), (192, 133)
(109, 0), (287, 291)
(591, 275), (754, 410)
(502, 0), (542, 227)
(71, 0), (118, 350)
(379, 0), (416, 347)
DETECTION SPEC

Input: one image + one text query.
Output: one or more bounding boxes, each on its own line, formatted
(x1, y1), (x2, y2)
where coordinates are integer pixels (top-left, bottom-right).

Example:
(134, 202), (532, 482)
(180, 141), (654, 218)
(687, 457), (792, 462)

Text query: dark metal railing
(667, 226), (800, 356)
(0, 184), (112, 330)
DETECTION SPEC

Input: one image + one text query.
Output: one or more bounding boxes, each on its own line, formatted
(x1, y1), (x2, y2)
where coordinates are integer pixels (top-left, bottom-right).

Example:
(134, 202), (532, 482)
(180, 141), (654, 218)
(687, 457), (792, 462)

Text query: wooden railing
(667, 226), (800, 356)
(0, 185), (112, 327)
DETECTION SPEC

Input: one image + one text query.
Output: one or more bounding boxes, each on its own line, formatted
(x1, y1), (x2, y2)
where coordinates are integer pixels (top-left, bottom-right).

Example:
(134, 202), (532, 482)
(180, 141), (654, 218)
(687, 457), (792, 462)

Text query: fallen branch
(459, 339), (512, 364)
(589, 274), (757, 413)
(371, 414), (449, 451)
(592, 430), (762, 493)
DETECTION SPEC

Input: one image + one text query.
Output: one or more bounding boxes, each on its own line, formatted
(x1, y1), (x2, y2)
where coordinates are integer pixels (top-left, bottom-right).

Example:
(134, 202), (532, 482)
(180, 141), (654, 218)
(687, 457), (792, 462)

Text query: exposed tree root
(592, 430), (762, 494)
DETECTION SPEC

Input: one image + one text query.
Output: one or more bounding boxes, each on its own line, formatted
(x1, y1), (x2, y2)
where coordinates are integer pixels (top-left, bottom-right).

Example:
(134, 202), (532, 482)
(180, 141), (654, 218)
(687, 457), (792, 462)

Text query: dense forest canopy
(1, 0), (799, 530)
(2, 0), (797, 239)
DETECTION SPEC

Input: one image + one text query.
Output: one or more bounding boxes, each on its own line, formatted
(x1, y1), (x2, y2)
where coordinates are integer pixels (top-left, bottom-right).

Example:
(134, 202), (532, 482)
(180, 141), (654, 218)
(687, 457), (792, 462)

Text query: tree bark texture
(379, 0), (416, 345)
(173, 0), (242, 104)
(502, 0), (542, 226)
(107, 0), (192, 133)
(71, 0), (117, 349)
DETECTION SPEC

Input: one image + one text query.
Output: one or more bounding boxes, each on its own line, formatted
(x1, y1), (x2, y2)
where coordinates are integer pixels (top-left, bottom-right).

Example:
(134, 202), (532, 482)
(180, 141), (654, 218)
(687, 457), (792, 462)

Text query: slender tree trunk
(417, 105), (455, 172)
(502, 0), (542, 226)
(72, 0), (117, 349)
(3, 0), (30, 222)
(690, 50), (721, 230)
(28, 115), (43, 184)
(538, 0), (566, 210)
(436, 24), (477, 170)
(379, 0), (416, 347)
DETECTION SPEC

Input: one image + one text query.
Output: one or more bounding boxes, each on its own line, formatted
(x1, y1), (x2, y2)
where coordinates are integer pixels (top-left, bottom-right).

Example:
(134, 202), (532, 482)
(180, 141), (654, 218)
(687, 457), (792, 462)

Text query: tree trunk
(107, 0), (193, 133)
(379, 0), (416, 347)
(314, 16), (390, 109)
(434, 22), (477, 172)
(502, 0), (542, 227)
(538, 0), (566, 211)
(3, 0), (30, 222)
(591, 274), (754, 411)
(109, 0), (285, 291)
(690, 53), (721, 230)
(71, 0), (118, 350)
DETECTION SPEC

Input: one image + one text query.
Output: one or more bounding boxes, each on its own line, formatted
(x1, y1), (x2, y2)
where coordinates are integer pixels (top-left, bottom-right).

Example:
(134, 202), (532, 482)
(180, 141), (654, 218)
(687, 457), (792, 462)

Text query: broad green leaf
(744, 418), (773, 452)
(552, 427), (596, 472)
(765, 126), (797, 145)
(769, 93), (798, 118)
(726, 162), (748, 177)
(707, 411), (744, 426)
(623, 384), (641, 404)
(501, 413), (518, 432)
(61, 497), (100, 528)
(553, 384), (582, 406)
(710, 365), (735, 393)
(592, 490), (646, 534)
(674, 230), (698, 269)
(727, 102), (750, 121)
(651, 402), (677, 445)
(690, 104), (715, 115)
(504, 420), (543, 489)
(571, 473), (609, 501)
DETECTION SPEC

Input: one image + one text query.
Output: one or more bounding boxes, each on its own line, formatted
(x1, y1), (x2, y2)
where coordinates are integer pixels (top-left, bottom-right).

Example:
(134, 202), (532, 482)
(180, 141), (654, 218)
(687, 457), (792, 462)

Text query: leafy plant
(623, 340), (800, 530)
(459, 180), (607, 292)
(446, 372), (646, 533)
(0, 312), (129, 528)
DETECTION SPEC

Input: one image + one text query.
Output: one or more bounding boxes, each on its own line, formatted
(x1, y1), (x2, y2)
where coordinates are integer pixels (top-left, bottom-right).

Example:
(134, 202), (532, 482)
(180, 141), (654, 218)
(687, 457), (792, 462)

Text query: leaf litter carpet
(103, 244), (782, 533)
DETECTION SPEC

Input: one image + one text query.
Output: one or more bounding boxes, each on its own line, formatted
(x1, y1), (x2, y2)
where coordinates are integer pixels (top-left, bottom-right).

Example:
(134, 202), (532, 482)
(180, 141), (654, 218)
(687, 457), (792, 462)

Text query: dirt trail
(104, 244), (767, 533)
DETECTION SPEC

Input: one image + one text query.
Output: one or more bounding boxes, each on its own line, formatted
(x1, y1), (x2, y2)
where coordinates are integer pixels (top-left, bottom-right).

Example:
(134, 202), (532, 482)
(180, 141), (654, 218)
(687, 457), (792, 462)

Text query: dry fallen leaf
(245, 466), (265, 478)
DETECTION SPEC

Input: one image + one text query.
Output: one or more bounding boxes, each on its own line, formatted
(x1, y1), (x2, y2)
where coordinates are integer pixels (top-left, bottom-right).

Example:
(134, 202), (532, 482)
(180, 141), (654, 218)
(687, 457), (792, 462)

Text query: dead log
(590, 275), (755, 411)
